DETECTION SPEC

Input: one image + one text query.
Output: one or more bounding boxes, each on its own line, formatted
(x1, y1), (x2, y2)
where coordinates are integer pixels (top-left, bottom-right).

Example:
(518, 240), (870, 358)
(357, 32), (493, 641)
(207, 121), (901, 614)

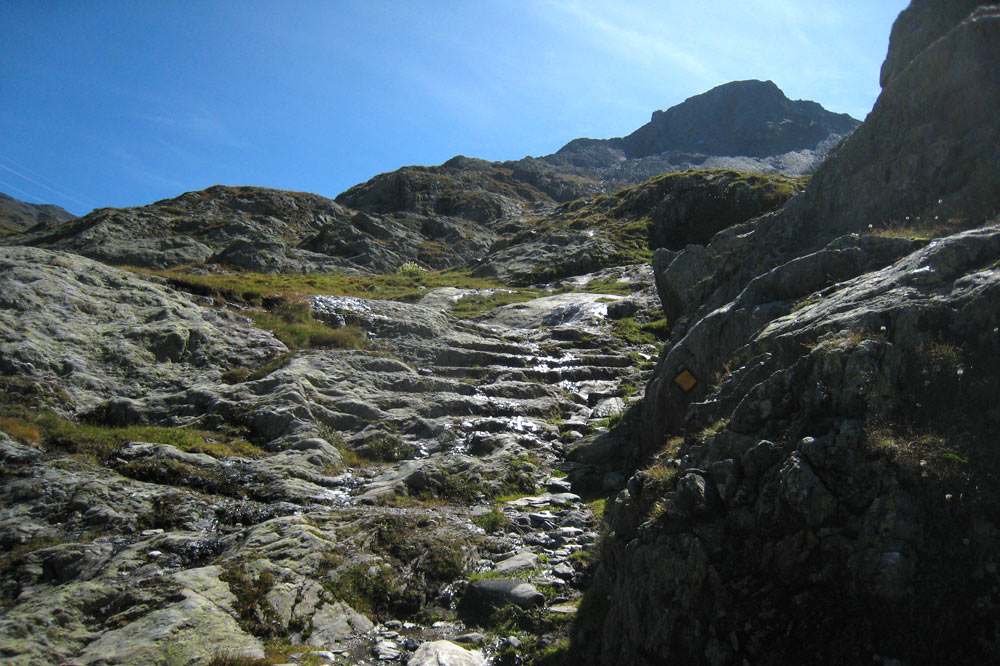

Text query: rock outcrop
(575, 2), (1000, 664)
(475, 169), (806, 284)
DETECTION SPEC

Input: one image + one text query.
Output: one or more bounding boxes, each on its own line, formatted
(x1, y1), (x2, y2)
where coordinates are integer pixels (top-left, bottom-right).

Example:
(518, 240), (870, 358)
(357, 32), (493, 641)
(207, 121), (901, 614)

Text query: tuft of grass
(396, 261), (425, 276)
(472, 507), (511, 534)
(698, 418), (729, 438)
(219, 563), (285, 639)
(358, 435), (416, 463)
(587, 498), (606, 521)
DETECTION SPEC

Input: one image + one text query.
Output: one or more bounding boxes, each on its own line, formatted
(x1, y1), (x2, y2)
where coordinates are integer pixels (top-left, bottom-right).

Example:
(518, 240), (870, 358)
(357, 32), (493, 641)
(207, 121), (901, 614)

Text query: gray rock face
(0, 246), (285, 409)
(463, 578), (545, 613)
(577, 3), (1000, 664)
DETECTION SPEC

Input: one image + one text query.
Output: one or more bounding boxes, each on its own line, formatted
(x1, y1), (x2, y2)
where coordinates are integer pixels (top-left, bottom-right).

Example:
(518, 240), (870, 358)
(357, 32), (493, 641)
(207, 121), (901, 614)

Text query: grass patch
(611, 317), (668, 346)
(245, 300), (368, 351)
(587, 498), (606, 522)
(133, 265), (520, 305)
(448, 288), (542, 319)
(468, 568), (544, 582)
(0, 408), (263, 463)
(575, 277), (633, 295)
(865, 216), (968, 241)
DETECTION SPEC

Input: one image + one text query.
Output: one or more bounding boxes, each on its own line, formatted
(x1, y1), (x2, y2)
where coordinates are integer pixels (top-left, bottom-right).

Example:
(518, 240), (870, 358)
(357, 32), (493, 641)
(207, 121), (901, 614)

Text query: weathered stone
(463, 578), (545, 615)
(307, 601), (375, 646)
(493, 551), (540, 574)
(407, 641), (485, 666)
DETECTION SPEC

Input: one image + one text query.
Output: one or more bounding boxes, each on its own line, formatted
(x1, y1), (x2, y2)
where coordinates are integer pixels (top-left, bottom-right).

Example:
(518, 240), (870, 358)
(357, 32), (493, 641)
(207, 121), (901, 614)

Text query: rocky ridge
(1, 168), (804, 285)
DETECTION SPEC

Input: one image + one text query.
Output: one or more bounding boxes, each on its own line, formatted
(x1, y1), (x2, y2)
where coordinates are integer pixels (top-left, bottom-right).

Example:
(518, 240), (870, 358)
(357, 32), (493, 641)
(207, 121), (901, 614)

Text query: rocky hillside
(1, 185), (501, 274)
(1, 2), (997, 665)
(570, 2), (1000, 664)
(0, 245), (665, 665)
(1, 169), (804, 283)
(0, 191), (76, 235)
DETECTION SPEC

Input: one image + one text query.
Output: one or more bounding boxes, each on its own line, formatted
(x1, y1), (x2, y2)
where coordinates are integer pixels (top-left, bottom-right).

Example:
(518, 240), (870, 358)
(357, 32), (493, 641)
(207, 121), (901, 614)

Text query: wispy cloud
(541, 0), (719, 84)
(106, 147), (188, 193)
(133, 107), (251, 151)
(0, 157), (100, 210)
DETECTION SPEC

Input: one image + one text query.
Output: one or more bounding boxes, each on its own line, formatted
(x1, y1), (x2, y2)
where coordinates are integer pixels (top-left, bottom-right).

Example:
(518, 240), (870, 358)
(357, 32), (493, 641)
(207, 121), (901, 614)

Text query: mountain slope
(0, 192), (76, 235)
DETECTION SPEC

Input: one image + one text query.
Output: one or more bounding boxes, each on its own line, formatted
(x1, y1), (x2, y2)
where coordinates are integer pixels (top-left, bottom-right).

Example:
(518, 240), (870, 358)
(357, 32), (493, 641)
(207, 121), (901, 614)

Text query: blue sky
(1, 0), (908, 216)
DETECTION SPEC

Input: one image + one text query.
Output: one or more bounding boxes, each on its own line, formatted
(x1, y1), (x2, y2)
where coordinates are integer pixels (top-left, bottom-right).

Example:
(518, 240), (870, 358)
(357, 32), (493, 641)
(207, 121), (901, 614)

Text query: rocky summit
(1, 1), (999, 665)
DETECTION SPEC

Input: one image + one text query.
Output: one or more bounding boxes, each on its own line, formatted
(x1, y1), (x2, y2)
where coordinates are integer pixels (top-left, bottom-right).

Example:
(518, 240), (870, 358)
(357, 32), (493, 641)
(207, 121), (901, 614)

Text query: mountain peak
(622, 79), (859, 159)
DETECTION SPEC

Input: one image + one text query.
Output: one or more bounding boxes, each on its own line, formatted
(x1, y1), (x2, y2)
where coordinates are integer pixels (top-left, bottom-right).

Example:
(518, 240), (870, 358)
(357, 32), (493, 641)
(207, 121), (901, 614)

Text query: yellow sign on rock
(673, 368), (698, 392)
